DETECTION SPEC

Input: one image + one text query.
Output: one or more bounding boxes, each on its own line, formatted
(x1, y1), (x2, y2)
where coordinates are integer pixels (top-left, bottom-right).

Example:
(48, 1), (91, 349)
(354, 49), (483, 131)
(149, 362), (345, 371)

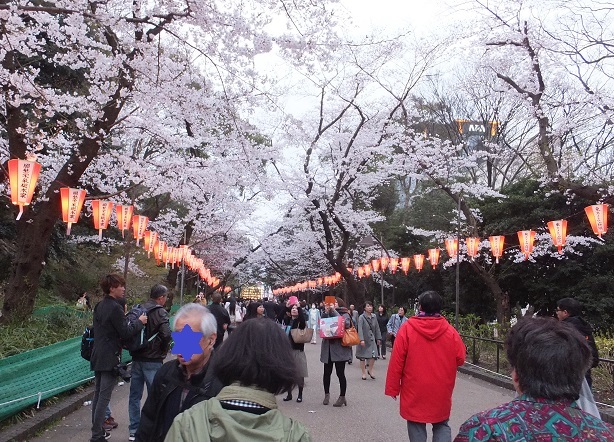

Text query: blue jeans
(128, 360), (162, 434)
(407, 420), (451, 442)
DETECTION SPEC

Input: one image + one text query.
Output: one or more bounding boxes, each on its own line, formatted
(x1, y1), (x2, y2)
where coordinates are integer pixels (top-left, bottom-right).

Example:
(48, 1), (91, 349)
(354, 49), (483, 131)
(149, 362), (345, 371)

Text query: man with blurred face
(135, 304), (222, 442)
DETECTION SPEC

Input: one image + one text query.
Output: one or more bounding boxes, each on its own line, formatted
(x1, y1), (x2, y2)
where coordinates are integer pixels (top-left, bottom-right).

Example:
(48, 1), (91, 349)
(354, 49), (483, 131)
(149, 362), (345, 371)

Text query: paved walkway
(28, 340), (515, 441)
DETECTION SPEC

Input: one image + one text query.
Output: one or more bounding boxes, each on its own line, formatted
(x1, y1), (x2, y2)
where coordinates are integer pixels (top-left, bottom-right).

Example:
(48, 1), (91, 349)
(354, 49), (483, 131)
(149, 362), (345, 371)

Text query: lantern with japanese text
(8, 158), (42, 220)
(488, 236), (505, 263)
(371, 259), (380, 272)
(132, 215), (148, 246)
(547, 220), (567, 253)
(60, 187), (86, 235)
(444, 238), (458, 258)
(585, 204), (608, 238)
(427, 249), (440, 269)
(400, 257), (411, 274)
(91, 200), (114, 239)
(517, 230), (536, 260)
(163, 246), (173, 268)
(413, 254), (425, 272)
(363, 264), (371, 278)
(143, 231), (158, 258)
(466, 237), (480, 259)
(115, 205), (133, 238)
(389, 257), (399, 274)
(155, 240), (166, 265)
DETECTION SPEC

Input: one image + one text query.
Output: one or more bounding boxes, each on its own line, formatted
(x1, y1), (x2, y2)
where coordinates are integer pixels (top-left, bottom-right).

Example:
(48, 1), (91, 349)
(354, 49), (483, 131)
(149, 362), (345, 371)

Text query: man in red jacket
(385, 291), (466, 442)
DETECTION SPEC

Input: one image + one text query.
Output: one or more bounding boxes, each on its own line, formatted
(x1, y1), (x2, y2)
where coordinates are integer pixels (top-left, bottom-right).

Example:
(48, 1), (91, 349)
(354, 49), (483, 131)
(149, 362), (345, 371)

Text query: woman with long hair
(320, 301), (352, 407)
(376, 304), (389, 359)
(282, 303), (308, 403)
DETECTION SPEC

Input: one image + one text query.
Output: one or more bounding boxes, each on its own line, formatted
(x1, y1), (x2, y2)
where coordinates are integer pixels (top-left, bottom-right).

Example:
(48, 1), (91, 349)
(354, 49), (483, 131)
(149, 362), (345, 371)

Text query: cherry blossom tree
(0, 0), (342, 322)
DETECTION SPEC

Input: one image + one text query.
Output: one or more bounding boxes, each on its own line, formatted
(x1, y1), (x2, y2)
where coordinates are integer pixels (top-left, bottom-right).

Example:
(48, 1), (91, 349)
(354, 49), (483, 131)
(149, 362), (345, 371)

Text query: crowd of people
(88, 274), (614, 442)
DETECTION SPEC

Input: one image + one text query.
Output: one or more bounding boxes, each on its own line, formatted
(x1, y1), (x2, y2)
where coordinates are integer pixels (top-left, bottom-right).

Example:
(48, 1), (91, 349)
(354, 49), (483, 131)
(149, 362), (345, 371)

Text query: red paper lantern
(444, 238), (458, 258)
(547, 220), (567, 253)
(371, 259), (381, 272)
(8, 158), (42, 220)
(91, 200), (114, 239)
(155, 240), (166, 265)
(389, 257), (399, 274)
(413, 254), (425, 272)
(428, 249), (440, 269)
(115, 205), (133, 238)
(380, 256), (390, 272)
(400, 257), (411, 274)
(488, 235), (505, 263)
(466, 237), (480, 259)
(357, 267), (365, 278)
(517, 230), (536, 260)
(584, 204), (608, 238)
(143, 231), (158, 258)
(363, 264), (372, 278)
(132, 215), (148, 246)
(60, 187), (86, 235)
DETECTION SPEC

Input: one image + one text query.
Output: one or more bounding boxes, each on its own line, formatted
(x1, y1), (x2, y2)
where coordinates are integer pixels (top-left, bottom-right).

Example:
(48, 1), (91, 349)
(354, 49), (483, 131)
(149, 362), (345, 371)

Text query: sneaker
(129, 434), (136, 441)
(106, 416), (119, 429)
(104, 432), (111, 440)
(102, 421), (114, 431)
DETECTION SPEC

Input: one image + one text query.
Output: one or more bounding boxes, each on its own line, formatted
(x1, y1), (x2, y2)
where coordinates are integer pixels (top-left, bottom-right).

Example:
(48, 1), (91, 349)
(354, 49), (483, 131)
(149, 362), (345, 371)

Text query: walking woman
(356, 301), (382, 379)
(376, 304), (389, 359)
(387, 306), (408, 349)
(320, 301), (351, 407)
(243, 301), (265, 320)
(282, 303), (308, 403)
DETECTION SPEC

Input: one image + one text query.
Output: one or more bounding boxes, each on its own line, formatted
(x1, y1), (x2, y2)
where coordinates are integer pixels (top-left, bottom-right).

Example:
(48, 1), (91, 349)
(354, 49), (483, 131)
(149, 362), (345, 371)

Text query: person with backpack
(90, 274), (146, 442)
(127, 284), (172, 442)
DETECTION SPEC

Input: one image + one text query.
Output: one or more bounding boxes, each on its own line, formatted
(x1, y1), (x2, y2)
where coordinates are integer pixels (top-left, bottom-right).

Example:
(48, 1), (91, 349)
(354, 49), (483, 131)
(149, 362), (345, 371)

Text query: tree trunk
(471, 261), (509, 324)
(1, 198), (61, 323)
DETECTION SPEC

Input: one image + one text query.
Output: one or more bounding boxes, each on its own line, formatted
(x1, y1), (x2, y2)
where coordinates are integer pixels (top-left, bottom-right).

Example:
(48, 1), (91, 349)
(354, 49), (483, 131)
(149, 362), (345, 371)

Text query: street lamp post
(359, 234), (385, 306)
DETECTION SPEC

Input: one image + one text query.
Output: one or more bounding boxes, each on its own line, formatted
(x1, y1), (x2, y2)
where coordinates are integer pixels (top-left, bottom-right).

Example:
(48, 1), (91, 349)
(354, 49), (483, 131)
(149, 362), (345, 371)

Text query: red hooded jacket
(385, 315), (466, 423)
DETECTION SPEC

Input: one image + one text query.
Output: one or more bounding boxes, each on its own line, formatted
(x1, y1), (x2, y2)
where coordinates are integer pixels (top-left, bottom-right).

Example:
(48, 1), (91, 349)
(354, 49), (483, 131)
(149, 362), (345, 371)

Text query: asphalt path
(29, 339), (515, 441)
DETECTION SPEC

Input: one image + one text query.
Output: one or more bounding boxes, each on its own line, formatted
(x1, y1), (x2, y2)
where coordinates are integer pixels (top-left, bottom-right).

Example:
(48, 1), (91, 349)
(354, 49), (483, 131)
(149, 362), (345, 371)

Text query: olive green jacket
(164, 384), (311, 442)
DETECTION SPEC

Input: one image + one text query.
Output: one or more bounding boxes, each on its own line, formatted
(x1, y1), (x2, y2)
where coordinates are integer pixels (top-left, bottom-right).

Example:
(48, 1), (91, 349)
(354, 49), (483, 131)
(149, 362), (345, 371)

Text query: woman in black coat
(282, 303), (308, 402)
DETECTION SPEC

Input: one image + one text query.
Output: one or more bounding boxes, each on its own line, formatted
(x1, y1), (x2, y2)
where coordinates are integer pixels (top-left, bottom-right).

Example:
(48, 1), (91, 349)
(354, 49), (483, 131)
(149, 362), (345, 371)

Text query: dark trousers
(378, 332), (388, 356)
(323, 361), (347, 396)
(91, 371), (115, 442)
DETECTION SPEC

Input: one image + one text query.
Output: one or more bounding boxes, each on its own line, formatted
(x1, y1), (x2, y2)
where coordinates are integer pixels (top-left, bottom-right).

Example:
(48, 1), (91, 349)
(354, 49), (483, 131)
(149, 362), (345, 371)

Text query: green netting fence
(0, 336), (132, 422)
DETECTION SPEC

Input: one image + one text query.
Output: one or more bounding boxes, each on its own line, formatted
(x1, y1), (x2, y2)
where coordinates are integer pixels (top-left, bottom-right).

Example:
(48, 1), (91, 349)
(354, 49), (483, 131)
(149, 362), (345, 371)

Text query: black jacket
(91, 296), (143, 372)
(564, 315), (600, 368)
(130, 300), (172, 362)
(208, 302), (230, 347)
(135, 357), (223, 442)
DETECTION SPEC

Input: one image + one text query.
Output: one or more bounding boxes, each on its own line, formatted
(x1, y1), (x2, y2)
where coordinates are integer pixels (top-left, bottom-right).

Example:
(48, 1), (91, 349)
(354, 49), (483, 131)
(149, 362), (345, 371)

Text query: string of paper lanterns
(5, 157), (226, 291)
(273, 204), (610, 295)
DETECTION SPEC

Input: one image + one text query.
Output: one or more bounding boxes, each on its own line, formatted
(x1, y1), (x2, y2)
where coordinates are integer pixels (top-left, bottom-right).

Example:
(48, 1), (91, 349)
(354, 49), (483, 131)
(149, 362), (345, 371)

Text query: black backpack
(81, 325), (94, 361)
(123, 304), (163, 353)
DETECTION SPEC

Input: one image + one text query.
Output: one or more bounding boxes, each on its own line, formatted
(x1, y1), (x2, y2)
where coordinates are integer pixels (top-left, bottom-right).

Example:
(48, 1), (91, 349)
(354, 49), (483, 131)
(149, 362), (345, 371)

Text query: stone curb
(0, 386), (94, 442)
